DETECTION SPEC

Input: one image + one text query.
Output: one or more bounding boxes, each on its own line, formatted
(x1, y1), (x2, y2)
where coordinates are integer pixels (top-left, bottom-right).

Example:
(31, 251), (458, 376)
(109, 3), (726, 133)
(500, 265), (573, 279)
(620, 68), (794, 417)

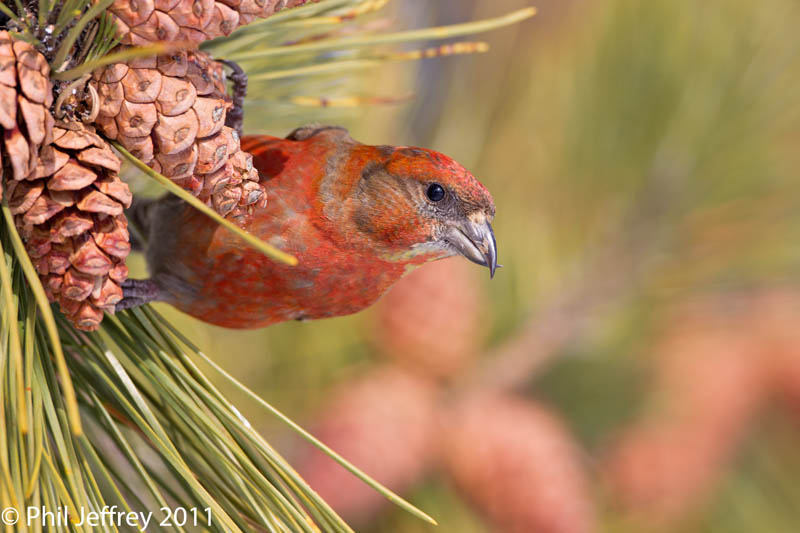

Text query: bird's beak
(446, 215), (498, 278)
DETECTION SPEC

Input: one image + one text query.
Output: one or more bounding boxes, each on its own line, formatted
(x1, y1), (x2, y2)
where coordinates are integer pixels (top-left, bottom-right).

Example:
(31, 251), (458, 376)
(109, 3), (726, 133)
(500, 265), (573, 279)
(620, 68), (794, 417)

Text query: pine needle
(0, 2), (540, 530)
(0, 235), (26, 436)
(53, 42), (189, 81)
(227, 7), (536, 60)
(0, 3), (25, 29)
(1, 205), (82, 437)
(161, 317), (439, 526)
(113, 142), (299, 266)
(248, 41), (489, 81)
(50, 0), (116, 71)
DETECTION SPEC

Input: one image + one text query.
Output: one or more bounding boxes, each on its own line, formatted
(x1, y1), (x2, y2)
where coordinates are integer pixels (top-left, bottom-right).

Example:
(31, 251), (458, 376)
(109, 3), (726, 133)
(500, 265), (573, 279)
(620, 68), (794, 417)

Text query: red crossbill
(120, 125), (497, 328)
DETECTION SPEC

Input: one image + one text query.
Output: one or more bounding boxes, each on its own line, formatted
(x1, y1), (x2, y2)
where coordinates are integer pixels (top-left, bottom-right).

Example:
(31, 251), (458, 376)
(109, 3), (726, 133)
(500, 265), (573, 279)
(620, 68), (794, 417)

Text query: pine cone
(9, 121), (131, 331)
(0, 31), (54, 189)
(91, 51), (265, 219)
(110, 0), (318, 46)
(296, 366), (440, 525)
(750, 289), (800, 412)
(601, 302), (767, 525)
(442, 393), (595, 533)
(374, 258), (487, 379)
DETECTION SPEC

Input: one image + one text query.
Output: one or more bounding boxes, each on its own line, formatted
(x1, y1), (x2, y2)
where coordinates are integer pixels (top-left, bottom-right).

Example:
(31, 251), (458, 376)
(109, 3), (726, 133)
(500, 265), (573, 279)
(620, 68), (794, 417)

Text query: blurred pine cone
(110, 0), (318, 46)
(374, 258), (486, 379)
(442, 393), (595, 533)
(750, 289), (800, 412)
(602, 302), (768, 525)
(91, 51), (264, 219)
(297, 366), (440, 524)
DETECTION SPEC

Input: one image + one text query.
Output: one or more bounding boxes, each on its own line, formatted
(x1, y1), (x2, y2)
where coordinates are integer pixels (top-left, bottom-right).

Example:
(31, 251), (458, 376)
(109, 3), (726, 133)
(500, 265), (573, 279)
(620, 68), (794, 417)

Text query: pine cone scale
(48, 160), (98, 191)
(18, 95), (47, 144)
(35, 146), (70, 178)
(8, 180), (44, 214)
(0, 85), (17, 128)
(77, 146), (123, 173)
(109, 0), (317, 45)
(0, 35), (17, 86)
(70, 235), (114, 276)
(23, 194), (64, 225)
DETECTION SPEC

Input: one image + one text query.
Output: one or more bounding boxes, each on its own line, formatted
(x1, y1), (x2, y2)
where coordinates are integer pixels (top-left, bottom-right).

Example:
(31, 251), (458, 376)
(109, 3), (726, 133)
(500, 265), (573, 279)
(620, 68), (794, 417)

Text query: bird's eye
(426, 183), (446, 202)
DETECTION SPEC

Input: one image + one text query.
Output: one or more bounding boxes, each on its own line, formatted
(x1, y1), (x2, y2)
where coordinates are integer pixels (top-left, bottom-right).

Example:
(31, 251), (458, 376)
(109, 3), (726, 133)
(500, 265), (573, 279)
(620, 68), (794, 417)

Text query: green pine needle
(2, 205), (82, 438)
(0, 1), (537, 530)
(226, 7), (536, 61)
(53, 42), (184, 81)
(113, 142), (299, 266)
(50, 0), (115, 71)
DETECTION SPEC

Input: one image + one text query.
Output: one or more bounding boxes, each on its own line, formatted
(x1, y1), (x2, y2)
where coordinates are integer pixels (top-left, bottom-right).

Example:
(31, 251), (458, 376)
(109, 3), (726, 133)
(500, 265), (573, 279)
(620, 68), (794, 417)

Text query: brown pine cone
(0, 32), (129, 330)
(109, 0), (319, 46)
(374, 258), (487, 379)
(442, 393), (595, 533)
(0, 31), (55, 190)
(9, 121), (131, 331)
(91, 51), (265, 219)
(296, 366), (440, 525)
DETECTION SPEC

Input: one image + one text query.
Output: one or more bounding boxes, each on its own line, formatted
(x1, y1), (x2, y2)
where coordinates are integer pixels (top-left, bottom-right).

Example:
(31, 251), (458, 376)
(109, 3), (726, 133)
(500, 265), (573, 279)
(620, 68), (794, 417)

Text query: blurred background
(130, 0), (800, 531)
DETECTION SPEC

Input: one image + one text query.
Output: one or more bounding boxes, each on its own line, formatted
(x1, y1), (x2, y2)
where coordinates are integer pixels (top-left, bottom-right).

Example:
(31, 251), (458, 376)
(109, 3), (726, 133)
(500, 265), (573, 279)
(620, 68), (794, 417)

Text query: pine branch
(0, 1), (536, 530)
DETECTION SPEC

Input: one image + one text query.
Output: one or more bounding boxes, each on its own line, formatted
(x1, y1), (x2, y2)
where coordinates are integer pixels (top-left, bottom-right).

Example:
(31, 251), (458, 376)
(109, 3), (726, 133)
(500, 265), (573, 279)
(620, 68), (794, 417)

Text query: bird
(120, 125), (497, 329)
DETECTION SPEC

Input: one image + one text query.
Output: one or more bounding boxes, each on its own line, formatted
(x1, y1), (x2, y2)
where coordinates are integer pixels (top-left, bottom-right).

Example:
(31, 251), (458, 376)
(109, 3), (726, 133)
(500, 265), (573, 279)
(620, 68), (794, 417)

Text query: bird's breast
(175, 202), (410, 329)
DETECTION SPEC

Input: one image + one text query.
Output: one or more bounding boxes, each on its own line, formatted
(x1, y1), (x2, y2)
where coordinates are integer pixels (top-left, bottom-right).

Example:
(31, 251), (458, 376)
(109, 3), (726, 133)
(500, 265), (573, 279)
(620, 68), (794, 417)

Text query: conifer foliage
(0, 1), (533, 530)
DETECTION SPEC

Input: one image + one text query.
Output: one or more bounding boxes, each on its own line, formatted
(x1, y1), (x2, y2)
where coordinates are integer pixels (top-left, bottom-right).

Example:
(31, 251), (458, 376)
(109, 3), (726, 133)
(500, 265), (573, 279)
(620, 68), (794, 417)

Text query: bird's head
(311, 127), (497, 277)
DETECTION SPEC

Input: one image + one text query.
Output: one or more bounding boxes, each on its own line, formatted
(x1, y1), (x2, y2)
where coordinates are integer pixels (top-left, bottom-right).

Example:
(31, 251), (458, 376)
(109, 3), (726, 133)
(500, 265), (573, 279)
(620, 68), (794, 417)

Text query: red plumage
(125, 126), (497, 328)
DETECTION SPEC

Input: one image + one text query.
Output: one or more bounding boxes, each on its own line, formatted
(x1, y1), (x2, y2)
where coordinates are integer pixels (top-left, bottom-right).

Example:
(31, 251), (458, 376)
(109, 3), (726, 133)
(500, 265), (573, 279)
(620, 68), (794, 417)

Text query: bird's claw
(220, 59), (247, 138)
(116, 279), (161, 312)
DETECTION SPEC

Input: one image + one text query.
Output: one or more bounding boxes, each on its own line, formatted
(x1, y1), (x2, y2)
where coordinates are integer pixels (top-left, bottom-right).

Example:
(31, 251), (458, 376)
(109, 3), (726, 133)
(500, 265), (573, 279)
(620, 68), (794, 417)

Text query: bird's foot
(116, 279), (162, 312)
(220, 59), (247, 138)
